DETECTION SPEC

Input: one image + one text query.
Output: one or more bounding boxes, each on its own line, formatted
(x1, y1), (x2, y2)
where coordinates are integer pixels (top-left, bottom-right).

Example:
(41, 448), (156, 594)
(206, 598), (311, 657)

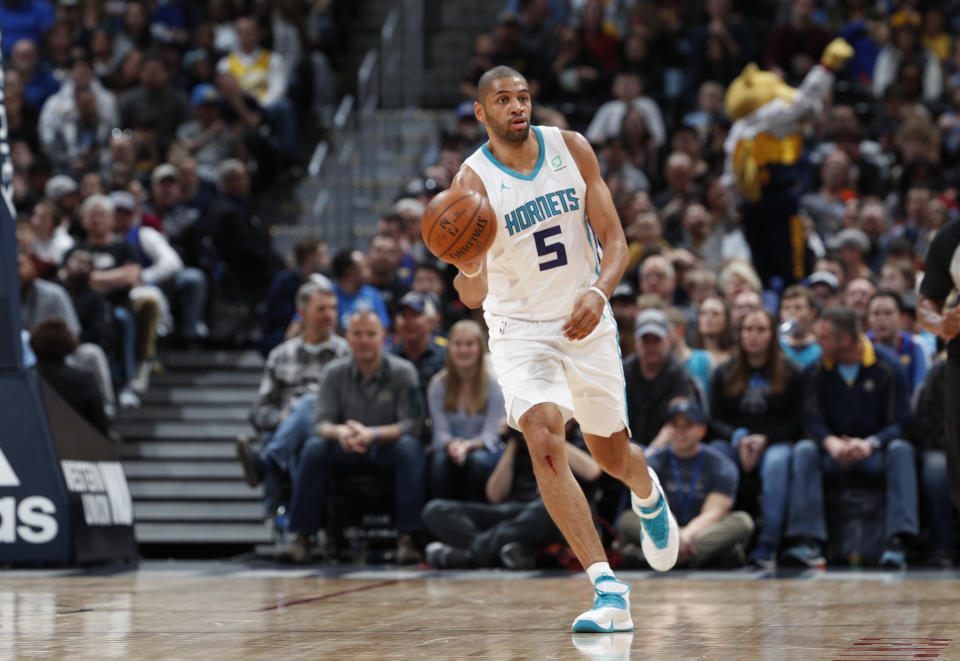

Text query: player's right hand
(456, 255), (485, 278)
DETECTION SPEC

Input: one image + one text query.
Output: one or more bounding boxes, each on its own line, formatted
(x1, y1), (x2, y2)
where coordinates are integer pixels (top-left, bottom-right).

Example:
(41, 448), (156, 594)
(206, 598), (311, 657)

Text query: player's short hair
(477, 66), (526, 103)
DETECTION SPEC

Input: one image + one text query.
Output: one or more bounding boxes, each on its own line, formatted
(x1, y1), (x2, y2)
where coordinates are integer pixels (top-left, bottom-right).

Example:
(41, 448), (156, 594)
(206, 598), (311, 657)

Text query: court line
(256, 579), (400, 611)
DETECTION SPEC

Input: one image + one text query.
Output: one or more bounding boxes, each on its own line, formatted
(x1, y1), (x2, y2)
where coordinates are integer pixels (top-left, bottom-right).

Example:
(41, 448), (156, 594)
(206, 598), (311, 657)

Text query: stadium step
(116, 421), (250, 441)
(134, 501), (264, 522)
(140, 388), (253, 406)
(129, 480), (260, 500)
(119, 441), (237, 460)
(121, 460), (244, 480)
(134, 522), (272, 544)
(120, 406), (251, 422)
(151, 371), (262, 387)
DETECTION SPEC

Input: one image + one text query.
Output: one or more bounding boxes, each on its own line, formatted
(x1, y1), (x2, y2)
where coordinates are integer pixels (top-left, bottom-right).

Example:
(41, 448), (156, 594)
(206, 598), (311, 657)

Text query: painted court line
(256, 579), (400, 611)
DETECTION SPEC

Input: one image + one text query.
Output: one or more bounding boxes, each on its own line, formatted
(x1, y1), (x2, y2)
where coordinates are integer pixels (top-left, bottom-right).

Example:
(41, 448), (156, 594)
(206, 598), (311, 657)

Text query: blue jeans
(289, 434), (426, 534)
(259, 393), (317, 514)
(429, 445), (502, 501)
(712, 439), (793, 549)
(921, 449), (954, 557)
(113, 306), (136, 384)
(173, 267), (207, 338)
(787, 438), (919, 542)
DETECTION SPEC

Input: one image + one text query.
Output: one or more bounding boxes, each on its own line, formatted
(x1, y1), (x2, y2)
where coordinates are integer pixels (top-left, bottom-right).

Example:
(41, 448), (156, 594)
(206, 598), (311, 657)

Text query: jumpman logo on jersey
(500, 181), (510, 192)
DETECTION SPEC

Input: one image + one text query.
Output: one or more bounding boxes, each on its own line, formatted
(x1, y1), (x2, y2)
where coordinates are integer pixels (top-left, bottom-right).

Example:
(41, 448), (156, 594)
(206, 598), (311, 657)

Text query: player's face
(478, 77), (531, 143)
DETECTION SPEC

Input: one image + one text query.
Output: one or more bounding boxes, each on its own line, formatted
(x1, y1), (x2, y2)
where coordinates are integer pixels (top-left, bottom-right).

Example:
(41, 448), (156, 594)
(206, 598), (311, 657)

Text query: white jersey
(463, 125), (600, 321)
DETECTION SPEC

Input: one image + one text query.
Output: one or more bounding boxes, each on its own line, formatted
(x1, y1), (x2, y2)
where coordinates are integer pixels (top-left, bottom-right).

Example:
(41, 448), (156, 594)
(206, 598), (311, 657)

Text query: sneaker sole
(571, 618), (634, 633)
(633, 467), (679, 572)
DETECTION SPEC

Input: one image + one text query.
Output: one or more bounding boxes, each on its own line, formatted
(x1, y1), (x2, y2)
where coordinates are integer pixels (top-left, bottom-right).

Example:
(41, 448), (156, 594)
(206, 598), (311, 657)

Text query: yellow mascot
(722, 38), (853, 290)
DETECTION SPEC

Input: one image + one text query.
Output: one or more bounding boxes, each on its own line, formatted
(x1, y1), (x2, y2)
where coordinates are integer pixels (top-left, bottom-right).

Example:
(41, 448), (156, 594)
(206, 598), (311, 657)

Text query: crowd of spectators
(231, 0), (960, 569)
(10, 0), (342, 423)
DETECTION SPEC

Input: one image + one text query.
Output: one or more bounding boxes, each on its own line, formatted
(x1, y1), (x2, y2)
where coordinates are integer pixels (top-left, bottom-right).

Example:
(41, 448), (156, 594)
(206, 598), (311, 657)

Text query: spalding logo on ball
(421, 188), (496, 264)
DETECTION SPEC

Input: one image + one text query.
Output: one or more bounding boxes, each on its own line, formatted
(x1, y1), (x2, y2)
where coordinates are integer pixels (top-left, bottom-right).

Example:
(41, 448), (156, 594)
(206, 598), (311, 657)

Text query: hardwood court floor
(1, 563), (959, 660)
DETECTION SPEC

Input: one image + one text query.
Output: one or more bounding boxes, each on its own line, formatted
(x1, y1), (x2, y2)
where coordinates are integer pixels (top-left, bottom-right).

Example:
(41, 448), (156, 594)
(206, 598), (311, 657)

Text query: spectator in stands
(638, 254), (677, 305)
(390, 291), (447, 395)
(237, 278), (349, 518)
(664, 306), (711, 401)
(841, 276), (877, 323)
(866, 290), (929, 396)
(764, 0), (831, 85)
(710, 307), (805, 568)
(411, 262), (467, 330)
(731, 289), (763, 332)
(428, 320), (504, 501)
(879, 260), (916, 295)
(259, 237), (328, 357)
(29, 317), (109, 436)
(119, 53), (190, 150)
(598, 136), (649, 194)
(285, 309), (426, 564)
(19, 247), (116, 414)
(28, 199), (73, 279)
(47, 84), (112, 177)
(800, 149), (854, 236)
(620, 398), (753, 568)
(111, 190), (208, 345)
(39, 51), (119, 157)
(585, 71), (665, 147)
(175, 83), (242, 183)
(330, 248), (390, 332)
(694, 296), (734, 367)
(829, 228), (873, 282)
(678, 202), (751, 274)
(425, 429), (600, 569)
(5, 69), (38, 151)
(366, 233), (408, 319)
(208, 159), (283, 304)
(217, 14), (297, 166)
(873, 17), (942, 104)
(0, 0), (54, 57)
(778, 284), (821, 368)
(10, 38), (58, 111)
(806, 269), (842, 311)
(785, 306), (916, 568)
(624, 308), (699, 449)
(655, 152), (700, 245)
(911, 359), (954, 566)
(59, 247), (115, 366)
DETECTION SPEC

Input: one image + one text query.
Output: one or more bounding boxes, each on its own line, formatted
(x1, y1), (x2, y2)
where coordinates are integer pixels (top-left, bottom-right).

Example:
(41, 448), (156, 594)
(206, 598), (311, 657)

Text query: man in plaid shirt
(237, 277), (349, 516)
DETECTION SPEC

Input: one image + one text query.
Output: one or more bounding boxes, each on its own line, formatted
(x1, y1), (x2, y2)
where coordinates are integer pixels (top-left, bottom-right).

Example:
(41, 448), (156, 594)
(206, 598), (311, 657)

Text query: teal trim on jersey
(585, 220), (601, 275)
(480, 126), (545, 181)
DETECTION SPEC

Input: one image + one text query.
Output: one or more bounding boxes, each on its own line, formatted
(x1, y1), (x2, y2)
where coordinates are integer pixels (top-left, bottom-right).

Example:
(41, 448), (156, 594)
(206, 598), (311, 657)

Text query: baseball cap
(151, 163), (179, 185)
(634, 308), (670, 338)
(398, 291), (438, 316)
(611, 282), (636, 302)
(44, 175), (77, 202)
(806, 270), (840, 293)
(109, 190), (136, 212)
(190, 83), (221, 107)
(667, 398), (706, 425)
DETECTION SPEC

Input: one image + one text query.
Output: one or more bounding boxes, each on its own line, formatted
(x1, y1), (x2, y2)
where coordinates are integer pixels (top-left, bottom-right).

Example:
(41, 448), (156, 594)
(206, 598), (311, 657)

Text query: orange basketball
(420, 188), (497, 264)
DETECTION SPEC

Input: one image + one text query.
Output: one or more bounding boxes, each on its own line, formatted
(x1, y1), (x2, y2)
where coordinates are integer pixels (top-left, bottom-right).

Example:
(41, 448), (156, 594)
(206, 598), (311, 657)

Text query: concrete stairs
(116, 349), (271, 548)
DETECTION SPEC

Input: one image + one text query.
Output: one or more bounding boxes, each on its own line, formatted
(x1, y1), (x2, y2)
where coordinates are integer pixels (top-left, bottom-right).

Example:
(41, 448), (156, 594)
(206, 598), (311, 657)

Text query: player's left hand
(562, 288), (605, 341)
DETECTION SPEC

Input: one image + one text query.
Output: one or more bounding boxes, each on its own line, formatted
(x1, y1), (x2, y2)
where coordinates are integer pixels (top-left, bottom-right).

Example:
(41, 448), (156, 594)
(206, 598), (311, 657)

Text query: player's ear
(473, 100), (484, 122)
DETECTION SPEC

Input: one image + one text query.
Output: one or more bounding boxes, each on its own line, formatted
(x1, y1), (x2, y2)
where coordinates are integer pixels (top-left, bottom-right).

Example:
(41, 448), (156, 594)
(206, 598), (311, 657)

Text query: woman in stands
(694, 295), (734, 366)
(709, 306), (804, 568)
(427, 320), (505, 501)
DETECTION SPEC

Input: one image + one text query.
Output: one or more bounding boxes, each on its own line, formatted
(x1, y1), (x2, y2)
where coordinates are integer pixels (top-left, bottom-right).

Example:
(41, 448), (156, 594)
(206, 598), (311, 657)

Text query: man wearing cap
(389, 291), (448, 396)
(805, 270), (841, 311)
(619, 398), (753, 568)
(145, 163), (210, 273)
(623, 308), (699, 448)
(175, 83), (240, 183)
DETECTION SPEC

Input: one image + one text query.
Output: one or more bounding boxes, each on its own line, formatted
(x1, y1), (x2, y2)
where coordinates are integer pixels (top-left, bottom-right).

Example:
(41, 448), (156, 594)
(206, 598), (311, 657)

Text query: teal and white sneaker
(571, 576), (634, 633)
(632, 466), (679, 572)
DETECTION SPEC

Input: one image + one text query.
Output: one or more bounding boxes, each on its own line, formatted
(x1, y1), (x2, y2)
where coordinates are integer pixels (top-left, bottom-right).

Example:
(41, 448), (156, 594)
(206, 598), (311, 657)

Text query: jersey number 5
(534, 226), (568, 271)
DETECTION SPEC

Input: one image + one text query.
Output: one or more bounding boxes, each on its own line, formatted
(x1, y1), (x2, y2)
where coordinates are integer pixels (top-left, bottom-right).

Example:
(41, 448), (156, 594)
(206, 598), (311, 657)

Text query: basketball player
(917, 218), (960, 513)
(450, 66), (678, 633)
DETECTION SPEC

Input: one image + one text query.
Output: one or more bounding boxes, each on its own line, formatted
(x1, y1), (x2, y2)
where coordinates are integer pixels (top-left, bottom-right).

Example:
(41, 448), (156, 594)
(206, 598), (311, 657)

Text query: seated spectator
(47, 84), (112, 177)
(284, 310), (426, 564)
(806, 270), (842, 311)
(111, 190), (208, 346)
(678, 202), (750, 274)
(175, 83), (242, 183)
(911, 359), (954, 566)
(800, 149), (855, 236)
(390, 291), (447, 395)
(664, 306), (711, 402)
(610, 282), (638, 358)
(0, 0), (53, 58)
(619, 399), (753, 568)
(28, 200), (73, 279)
(366, 233), (408, 319)
(710, 307), (804, 568)
(411, 262), (467, 330)
(598, 137), (649, 194)
(428, 320), (504, 501)
(785, 306), (916, 568)
(731, 289), (763, 332)
(873, 19), (941, 104)
(866, 290), (929, 396)
(424, 428), (600, 569)
(828, 228), (873, 282)
(29, 318), (109, 436)
(585, 71), (665, 147)
(259, 237), (329, 357)
(638, 254), (677, 306)
(330, 248), (390, 332)
(119, 53), (190, 151)
(718, 259), (762, 306)
(693, 296), (734, 367)
(5, 69), (38, 152)
(655, 152), (701, 245)
(624, 308), (699, 448)
(764, 0), (831, 84)
(879, 259), (916, 295)
(778, 284), (821, 368)
(236, 279), (349, 519)
(841, 276), (877, 324)
(10, 38), (59, 112)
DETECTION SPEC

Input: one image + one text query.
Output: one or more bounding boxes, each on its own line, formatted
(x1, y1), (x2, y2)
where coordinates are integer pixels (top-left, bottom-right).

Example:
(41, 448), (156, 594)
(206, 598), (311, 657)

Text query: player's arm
(449, 165), (490, 309)
(918, 294), (960, 340)
(561, 130), (629, 340)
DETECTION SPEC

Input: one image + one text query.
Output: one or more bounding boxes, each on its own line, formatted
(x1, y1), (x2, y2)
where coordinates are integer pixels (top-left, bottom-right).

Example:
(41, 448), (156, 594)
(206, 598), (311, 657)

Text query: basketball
(420, 188), (496, 264)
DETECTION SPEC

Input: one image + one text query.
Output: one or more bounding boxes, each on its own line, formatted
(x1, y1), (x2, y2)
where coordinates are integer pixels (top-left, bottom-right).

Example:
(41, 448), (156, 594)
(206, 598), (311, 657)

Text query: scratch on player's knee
(544, 454), (558, 476)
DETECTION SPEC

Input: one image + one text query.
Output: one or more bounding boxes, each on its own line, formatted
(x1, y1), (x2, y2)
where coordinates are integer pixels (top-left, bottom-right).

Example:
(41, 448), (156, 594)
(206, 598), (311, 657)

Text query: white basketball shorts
(485, 309), (629, 437)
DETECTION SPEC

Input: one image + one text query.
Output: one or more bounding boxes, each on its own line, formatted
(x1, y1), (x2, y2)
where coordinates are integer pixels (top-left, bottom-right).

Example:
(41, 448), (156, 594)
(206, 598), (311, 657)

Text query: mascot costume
(722, 38), (854, 290)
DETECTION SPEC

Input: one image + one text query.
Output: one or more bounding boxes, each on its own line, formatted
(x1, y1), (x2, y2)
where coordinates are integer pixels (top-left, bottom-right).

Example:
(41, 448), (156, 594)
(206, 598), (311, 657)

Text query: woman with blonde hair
(428, 320), (505, 500)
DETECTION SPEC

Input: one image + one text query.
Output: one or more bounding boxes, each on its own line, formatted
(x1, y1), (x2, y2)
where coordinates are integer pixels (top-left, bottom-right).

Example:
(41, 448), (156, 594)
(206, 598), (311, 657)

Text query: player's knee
(524, 428), (566, 460)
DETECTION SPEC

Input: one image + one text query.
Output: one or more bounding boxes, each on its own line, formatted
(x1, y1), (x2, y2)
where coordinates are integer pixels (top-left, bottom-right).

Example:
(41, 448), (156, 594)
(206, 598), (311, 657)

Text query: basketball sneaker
(571, 575), (634, 633)
(631, 466), (679, 571)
